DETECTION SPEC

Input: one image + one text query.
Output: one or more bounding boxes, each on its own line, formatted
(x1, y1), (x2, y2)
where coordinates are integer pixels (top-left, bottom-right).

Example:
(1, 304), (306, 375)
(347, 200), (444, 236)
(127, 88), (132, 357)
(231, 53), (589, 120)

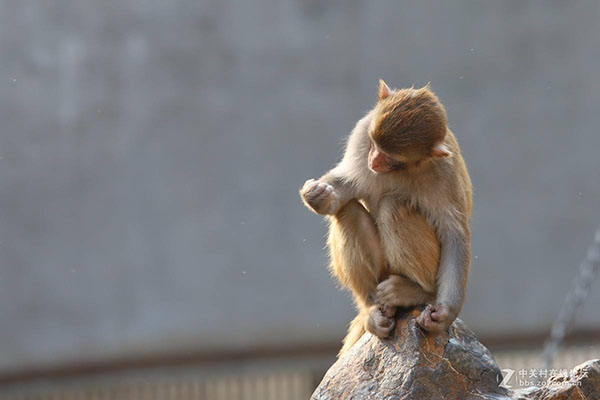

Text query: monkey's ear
(431, 143), (452, 158)
(378, 79), (392, 100)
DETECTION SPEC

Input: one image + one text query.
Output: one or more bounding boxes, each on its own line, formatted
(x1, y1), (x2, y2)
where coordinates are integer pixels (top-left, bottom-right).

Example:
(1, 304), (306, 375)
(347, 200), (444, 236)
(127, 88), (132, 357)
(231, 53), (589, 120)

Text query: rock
(311, 307), (600, 399)
(312, 307), (510, 400)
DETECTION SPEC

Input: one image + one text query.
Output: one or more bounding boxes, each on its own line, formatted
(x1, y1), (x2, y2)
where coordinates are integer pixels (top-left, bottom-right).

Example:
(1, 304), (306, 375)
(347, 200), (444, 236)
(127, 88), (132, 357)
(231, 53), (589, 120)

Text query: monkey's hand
(366, 304), (396, 338)
(416, 303), (456, 334)
(300, 179), (340, 215)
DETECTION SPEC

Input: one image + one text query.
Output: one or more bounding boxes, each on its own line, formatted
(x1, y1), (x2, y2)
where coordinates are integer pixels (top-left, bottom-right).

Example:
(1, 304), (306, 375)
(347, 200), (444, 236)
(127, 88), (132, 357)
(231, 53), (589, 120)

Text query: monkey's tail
(338, 312), (367, 357)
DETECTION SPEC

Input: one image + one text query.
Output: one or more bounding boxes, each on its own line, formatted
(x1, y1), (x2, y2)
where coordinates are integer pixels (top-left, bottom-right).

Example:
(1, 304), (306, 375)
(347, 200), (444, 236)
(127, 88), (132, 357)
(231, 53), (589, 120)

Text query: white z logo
(499, 368), (515, 389)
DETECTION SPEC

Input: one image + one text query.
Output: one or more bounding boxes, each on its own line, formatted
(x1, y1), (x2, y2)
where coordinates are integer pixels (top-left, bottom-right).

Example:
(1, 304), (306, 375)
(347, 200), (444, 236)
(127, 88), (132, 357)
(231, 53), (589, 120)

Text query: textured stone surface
(312, 308), (510, 400)
(312, 308), (600, 400)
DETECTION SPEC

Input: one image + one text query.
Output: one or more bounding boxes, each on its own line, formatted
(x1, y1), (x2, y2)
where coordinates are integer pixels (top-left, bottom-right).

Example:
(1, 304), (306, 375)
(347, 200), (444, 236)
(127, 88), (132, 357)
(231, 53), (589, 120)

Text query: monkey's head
(367, 80), (451, 173)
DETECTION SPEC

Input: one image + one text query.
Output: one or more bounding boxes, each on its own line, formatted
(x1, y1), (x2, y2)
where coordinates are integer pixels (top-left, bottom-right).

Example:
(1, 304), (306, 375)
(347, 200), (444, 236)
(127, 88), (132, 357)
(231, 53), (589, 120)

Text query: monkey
(300, 80), (472, 356)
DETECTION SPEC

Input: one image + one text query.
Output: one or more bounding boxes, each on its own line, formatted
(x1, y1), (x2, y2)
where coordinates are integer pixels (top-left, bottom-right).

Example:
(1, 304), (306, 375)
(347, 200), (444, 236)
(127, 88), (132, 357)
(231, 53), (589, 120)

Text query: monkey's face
(368, 140), (408, 173)
(368, 139), (451, 174)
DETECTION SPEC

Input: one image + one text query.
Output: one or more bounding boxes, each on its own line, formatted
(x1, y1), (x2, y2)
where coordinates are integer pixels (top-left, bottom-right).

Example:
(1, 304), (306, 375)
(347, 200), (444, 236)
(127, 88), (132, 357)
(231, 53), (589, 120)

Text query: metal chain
(540, 227), (600, 368)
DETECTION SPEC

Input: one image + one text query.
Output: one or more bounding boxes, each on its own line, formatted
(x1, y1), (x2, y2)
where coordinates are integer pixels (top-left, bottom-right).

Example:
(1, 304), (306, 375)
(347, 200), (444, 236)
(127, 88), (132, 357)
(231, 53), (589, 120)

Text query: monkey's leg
(374, 275), (435, 308)
(328, 200), (385, 305)
(328, 199), (396, 343)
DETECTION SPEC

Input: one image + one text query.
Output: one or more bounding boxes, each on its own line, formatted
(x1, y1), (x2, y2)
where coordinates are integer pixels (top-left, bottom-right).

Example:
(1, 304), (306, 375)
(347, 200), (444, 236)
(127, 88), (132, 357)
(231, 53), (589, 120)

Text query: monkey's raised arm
(300, 112), (373, 215)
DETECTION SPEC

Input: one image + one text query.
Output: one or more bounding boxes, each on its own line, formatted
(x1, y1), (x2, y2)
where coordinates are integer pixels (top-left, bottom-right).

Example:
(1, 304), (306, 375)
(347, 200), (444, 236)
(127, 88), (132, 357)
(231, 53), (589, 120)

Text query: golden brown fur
(372, 83), (447, 156)
(329, 199), (440, 355)
(300, 81), (472, 356)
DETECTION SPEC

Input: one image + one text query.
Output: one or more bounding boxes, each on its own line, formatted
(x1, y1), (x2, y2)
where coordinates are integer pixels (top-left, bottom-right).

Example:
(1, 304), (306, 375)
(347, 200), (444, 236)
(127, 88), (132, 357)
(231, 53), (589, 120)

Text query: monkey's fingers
(376, 314), (394, 328)
(430, 304), (451, 322)
(417, 306), (433, 327)
(306, 182), (333, 201)
(366, 305), (396, 338)
(417, 305), (450, 333)
(312, 189), (335, 209)
(302, 185), (326, 205)
(368, 317), (394, 338)
(301, 179), (317, 192)
(301, 181), (339, 214)
(379, 304), (397, 318)
(416, 304), (439, 330)
(303, 181), (325, 197)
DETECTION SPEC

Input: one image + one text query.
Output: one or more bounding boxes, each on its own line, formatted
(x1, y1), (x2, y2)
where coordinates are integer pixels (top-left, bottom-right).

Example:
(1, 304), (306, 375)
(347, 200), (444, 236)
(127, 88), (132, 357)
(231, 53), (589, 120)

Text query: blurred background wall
(1, 0), (599, 396)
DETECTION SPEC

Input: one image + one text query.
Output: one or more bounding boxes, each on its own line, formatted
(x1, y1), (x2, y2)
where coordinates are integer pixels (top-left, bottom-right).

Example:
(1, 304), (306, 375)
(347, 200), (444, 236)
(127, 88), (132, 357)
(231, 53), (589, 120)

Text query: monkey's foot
(416, 303), (453, 334)
(373, 275), (432, 307)
(300, 179), (339, 215)
(366, 304), (396, 338)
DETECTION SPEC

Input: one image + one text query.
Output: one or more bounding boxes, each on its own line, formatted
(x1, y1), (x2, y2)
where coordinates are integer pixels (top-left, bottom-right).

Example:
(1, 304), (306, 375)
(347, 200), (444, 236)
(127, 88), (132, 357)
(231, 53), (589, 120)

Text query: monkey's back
(374, 198), (440, 294)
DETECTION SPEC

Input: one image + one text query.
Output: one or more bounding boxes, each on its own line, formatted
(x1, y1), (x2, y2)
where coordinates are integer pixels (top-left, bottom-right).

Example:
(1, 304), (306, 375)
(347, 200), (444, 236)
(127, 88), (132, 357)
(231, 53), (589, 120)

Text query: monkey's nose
(370, 161), (388, 173)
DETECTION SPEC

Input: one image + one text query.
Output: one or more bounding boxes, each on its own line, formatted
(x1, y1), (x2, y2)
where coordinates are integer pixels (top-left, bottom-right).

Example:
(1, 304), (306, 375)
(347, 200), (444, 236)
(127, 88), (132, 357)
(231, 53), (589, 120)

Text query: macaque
(300, 80), (472, 356)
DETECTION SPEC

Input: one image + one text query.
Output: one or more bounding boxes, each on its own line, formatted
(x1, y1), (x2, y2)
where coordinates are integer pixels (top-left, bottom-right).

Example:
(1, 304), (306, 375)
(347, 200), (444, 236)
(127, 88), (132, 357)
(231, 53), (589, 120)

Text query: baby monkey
(300, 80), (472, 355)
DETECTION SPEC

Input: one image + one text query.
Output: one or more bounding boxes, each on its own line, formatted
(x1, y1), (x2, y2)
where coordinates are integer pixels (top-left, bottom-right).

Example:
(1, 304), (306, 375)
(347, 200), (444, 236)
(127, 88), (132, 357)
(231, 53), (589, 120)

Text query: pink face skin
(368, 141), (408, 173)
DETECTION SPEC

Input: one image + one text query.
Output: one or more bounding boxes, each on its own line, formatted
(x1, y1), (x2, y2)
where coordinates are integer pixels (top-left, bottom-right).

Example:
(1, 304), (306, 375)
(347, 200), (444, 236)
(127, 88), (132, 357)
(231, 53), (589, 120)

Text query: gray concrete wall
(1, 0), (599, 373)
